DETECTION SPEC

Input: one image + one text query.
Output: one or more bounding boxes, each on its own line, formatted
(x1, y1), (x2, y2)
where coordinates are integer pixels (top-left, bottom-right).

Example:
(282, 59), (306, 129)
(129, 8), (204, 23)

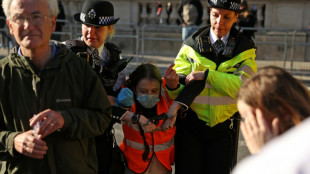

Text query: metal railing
(0, 16), (12, 54)
(0, 18), (309, 84)
(52, 19), (73, 40)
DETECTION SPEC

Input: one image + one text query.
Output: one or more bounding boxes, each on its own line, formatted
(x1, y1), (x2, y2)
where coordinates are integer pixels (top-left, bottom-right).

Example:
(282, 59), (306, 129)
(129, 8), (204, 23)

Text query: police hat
(208, 0), (241, 12)
(73, 0), (119, 26)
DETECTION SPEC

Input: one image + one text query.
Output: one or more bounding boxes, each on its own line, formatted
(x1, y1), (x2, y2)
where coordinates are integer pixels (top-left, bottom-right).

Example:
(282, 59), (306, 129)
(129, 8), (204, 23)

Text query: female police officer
(164, 0), (257, 173)
(63, 0), (131, 173)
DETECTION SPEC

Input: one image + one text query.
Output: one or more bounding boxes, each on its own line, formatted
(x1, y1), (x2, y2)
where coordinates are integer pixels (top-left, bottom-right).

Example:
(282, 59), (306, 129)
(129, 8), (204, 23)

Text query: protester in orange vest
(113, 63), (176, 174)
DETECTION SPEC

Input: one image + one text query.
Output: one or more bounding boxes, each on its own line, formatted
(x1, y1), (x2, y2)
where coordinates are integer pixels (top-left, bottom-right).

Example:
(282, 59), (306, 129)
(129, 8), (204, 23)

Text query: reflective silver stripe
(161, 86), (170, 109)
(239, 65), (255, 77)
(234, 65), (255, 82)
(154, 137), (174, 152)
(187, 56), (195, 72)
(125, 123), (140, 132)
(193, 96), (236, 105)
(234, 65), (255, 76)
(125, 137), (174, 152)
(205, 83), (213, 88)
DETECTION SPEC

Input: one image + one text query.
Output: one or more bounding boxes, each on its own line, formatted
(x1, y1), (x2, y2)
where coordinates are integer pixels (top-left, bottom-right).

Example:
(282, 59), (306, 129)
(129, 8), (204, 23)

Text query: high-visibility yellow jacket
(167, 26), (257, 127)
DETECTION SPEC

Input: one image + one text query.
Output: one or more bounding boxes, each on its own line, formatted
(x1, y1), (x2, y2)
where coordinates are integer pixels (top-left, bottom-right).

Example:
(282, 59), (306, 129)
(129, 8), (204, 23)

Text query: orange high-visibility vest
(119, 81), (176, 173)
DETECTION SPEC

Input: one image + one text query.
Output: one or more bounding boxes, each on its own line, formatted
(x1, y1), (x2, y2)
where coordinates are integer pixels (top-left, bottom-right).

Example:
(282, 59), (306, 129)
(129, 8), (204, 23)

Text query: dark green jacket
(0, 42), (112, 174)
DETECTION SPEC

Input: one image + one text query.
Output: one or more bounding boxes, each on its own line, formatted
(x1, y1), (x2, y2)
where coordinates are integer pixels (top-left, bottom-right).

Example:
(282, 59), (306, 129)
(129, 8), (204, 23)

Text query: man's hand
(29, 109), (65, 139)
(185, 71), (205, 84)
(14, 130), (48, 159)
(164, 63), (179, 89)
(108, 95), (116, 105)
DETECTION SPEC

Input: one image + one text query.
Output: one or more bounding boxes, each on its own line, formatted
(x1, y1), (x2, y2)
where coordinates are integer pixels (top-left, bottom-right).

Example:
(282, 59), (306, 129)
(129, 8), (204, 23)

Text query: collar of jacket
(183, 25), (254, 58)
(7, 41), (74, 74)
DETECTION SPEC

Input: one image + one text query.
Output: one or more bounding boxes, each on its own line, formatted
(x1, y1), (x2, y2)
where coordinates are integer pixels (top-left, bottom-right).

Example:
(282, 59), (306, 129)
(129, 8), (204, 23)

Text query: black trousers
(95, 123), (114, 174)
(175, 109), (235, 174)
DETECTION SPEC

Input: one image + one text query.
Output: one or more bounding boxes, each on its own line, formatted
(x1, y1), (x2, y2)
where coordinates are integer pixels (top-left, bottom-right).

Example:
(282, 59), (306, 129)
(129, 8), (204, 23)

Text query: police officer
(164, 0), (257, 173)
(63, 0), (130, 173)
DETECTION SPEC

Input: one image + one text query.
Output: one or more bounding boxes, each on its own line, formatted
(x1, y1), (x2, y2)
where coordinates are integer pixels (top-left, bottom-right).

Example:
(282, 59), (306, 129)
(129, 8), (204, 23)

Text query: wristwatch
(131, 114), (139, 124)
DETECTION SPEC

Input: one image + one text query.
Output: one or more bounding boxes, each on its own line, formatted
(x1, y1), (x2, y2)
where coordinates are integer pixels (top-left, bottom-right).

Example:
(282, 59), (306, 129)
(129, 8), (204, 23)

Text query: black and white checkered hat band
(98, 16), (114, 25)
(80, 13), (115, 25)
(209, 0), (240, 11)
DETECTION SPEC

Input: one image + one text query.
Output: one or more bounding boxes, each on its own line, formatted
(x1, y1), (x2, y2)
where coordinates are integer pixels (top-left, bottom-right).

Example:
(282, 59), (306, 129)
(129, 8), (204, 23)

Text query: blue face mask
(136, 94), (160, 109)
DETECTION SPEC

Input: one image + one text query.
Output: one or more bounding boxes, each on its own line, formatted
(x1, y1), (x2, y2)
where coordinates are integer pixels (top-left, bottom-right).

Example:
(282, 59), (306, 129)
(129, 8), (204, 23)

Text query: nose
(217, 15), (224, 25)
(87, 26), (96, 34)
(23, 18), (34, 29)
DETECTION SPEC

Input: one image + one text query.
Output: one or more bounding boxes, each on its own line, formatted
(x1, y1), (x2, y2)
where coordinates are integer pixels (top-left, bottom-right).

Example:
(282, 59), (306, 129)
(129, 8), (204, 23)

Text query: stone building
(59, 0), (310, 72)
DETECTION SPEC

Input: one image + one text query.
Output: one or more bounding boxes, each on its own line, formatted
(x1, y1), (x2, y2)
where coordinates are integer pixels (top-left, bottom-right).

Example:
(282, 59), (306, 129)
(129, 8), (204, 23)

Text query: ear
(234, 13), (239, 23)
(108, 25), (114, 34)
(6, 19), (14, 36)
(271, 117), (279, 136)
(50, 16), (57, 32)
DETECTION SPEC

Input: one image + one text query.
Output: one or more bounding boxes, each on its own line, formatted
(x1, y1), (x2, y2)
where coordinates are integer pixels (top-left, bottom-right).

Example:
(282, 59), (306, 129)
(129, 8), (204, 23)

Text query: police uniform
(166, 0), (257, 173)
(64, 38), (125, 96)
(64, 1), (129, 174)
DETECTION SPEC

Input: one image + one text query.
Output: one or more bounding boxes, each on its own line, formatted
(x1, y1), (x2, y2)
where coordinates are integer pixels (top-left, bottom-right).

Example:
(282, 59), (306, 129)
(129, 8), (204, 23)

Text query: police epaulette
(64, 40), (88, 52)
(222, 27), (240, 58)
(198, 36), (212, 53)
(222, 37), (236, 58)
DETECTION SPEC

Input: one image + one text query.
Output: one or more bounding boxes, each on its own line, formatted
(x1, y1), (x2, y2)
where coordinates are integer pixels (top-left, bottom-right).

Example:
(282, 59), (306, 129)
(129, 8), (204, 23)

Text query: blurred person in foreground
(63, 0), (132, 173)
(0, 0), (111, 173)
(236, 66), (310, 154)
(164, 0), (257, 173)
(233, 66), (310, 174)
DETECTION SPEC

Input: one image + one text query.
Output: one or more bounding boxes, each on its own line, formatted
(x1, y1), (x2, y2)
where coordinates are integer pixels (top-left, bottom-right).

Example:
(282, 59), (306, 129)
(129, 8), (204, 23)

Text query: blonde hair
(108, 25), (115, 41)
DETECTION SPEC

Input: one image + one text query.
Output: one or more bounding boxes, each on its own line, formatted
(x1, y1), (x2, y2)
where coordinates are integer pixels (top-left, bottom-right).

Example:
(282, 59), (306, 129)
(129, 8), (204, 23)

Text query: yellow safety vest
(167, 45), (257, 127)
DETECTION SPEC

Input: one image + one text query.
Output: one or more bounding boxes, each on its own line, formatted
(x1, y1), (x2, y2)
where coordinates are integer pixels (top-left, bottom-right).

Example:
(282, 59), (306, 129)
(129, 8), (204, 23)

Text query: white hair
(2, 0), (59, 19)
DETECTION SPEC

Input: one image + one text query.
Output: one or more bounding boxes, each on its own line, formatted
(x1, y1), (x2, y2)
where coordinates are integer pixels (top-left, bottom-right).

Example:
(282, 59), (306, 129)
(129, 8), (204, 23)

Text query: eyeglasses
(10, 14), (49, 26)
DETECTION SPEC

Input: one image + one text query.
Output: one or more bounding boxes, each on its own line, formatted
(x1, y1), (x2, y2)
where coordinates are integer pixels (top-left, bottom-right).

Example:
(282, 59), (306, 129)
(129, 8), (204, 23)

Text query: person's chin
(86, 40), (98, 48)
(21, 38), (42, 48)
(214, 29), (223, 34)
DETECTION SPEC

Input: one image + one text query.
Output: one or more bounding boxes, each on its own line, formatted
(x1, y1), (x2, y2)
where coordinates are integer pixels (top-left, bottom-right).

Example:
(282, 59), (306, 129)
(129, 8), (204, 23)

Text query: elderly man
(0, 0), (111, 173)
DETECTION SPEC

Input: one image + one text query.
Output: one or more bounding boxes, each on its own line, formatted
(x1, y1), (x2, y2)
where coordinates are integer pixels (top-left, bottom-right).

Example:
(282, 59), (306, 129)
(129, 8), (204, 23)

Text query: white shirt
(232, 117), (310, 174)
(209, 29), (230, 45)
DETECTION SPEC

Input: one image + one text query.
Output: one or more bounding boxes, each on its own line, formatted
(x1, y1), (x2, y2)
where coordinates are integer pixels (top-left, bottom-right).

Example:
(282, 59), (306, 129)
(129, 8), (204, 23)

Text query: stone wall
(59, 0), (310, 61)
(61, 0), (310, 30)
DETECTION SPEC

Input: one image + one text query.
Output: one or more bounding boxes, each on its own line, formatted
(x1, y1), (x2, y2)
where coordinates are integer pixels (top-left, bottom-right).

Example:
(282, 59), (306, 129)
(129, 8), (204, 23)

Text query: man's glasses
(10, 14), (49, 26)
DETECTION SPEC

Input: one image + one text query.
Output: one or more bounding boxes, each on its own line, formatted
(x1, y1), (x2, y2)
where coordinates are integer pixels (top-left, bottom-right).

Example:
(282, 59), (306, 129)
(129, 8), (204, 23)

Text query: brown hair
(125, 63), (162, 91)
(237, 66), (310, 134)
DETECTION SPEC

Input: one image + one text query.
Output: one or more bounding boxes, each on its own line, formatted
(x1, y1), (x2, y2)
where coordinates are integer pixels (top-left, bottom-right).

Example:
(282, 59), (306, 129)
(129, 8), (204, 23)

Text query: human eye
(225, 13), (236, 20)
(32, 14), (43, 19)
(152, 89), (159, 95)
(211, 13), (218, 18)
(31, 14), (46, 25)
(12, 15), (25, 23)
(141, 90), (148, 94)
(224, 14), (232, 19)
